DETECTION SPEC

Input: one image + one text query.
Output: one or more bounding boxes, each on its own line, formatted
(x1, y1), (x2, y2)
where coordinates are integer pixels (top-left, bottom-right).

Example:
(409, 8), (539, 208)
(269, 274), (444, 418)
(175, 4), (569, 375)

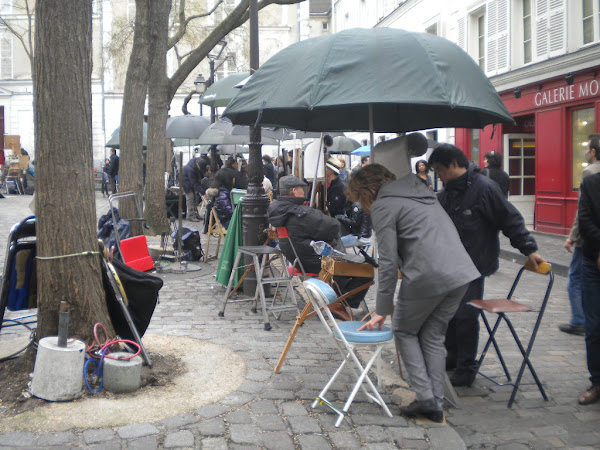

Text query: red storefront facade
(456, 66), (600, 235)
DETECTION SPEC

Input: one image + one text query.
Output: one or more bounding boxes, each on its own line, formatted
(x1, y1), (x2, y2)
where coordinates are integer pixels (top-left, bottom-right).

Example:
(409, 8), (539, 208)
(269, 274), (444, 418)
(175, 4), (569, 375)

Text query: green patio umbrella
(106, 123), (148, 148)
(199, 72), (251, 108)
(223, 28), (514, 138)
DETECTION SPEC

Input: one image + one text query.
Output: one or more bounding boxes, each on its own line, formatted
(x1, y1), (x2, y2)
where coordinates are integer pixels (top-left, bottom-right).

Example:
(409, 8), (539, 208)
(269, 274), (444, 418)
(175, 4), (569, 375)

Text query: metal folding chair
(275, 226), (320, 279)
(303, 278), (393, 427)
(469, 261), (554, 407)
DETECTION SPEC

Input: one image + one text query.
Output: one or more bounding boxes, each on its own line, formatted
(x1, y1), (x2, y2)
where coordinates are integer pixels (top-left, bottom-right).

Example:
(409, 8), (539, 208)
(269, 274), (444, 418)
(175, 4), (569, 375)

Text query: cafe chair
(468, 260), (554, 408)
(276, 227), (320, 280)
(303, 278), (393, 427)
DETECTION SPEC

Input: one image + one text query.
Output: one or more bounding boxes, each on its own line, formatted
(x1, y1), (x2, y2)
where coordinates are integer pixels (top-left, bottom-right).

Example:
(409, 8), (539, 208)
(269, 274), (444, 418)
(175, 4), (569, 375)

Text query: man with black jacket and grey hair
(429, 143), (546, 387)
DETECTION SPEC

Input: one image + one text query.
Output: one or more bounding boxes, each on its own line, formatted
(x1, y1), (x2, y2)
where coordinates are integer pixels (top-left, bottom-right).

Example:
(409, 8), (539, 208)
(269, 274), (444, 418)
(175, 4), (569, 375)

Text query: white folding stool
(303, 278), (393, 427)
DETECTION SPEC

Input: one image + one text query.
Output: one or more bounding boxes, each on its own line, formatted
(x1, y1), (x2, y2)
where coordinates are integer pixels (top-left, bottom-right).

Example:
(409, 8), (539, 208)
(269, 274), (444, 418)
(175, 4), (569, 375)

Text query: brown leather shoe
(328, 302), (351, 321)
(578, 385), (600, 405)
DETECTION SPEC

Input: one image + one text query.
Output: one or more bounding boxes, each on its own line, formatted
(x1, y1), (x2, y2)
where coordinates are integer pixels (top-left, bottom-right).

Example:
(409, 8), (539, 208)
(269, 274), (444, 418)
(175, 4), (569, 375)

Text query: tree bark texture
(34, 0), (114, 342)
(144, 0), (172, 235)
(118, 0), (152, 236)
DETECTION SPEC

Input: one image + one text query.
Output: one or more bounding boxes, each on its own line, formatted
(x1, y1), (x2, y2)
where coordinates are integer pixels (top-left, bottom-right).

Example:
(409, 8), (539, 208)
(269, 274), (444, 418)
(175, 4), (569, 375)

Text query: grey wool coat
(370, 175), (480, 317)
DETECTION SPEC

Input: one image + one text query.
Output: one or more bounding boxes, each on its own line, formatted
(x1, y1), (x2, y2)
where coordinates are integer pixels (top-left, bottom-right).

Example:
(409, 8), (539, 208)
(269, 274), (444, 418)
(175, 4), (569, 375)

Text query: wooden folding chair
(204, 207), (227, 262)
(469, 261), (554, 407)
(303, 278), (393, 427)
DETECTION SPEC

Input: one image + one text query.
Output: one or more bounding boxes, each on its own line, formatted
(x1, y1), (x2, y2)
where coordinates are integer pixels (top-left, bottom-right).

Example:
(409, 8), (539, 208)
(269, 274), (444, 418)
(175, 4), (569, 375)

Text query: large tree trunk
(118, 0), (152, 236)
(34, 0), (114, 342)
(144, 0), (172, 235)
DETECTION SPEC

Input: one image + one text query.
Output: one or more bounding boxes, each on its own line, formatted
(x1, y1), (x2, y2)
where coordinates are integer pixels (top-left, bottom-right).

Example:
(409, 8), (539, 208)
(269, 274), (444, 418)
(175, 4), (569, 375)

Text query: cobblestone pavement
(1, 192), (599, 449)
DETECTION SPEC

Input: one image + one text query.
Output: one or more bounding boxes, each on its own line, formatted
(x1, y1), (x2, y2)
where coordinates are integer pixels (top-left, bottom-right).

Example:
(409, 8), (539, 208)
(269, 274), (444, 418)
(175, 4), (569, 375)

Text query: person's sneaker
(450, 369), (476, 387)
(400, 399), (443, 423)
(558, 324), (585, 336)
(578, 385), (600, 405)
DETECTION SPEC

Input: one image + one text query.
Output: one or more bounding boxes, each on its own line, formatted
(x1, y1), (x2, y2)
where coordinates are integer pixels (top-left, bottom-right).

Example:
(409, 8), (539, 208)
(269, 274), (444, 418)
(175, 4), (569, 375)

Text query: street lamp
(181, 73), (208, 116)
(205, 40), (227, 173)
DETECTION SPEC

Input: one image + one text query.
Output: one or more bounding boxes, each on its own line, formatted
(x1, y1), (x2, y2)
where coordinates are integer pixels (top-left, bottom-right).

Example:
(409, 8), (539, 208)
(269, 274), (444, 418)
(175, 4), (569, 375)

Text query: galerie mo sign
(534, 79), (600, 107)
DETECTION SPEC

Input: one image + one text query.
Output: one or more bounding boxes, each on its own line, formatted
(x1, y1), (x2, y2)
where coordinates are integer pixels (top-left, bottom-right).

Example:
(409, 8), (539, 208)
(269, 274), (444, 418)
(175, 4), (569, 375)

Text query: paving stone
(351, 413), (407, 427)
(386, 426), (426, 441)
(158, 413), (199, 429)
(355, 425), (389, 442)
(395, 438), (431, 449)
(328, 431), (362, 448)
(219, 392), (254, 406)
(83, 428), (118, 444)
(249, 399), (279, 414)
(0, 431), (36, 447)
(287, 415), (322, 434)
(198, 437), (228, 450)
(35, 431), (80, 446)
(495, 443), (530, 450)
(125, 435), (159, 449)
(258, 431), (295, 450)
(117, 422), (160, 439)
(195, 404), (230, 419)
(225, 408), (253, 424)
(426, 427), (466, 450)
(164, 430), (194, 448)
(253, 413), (287, 431)
(364, 444), (397, 450)
(530, 425), (568, 437)
(197, 418), (226, 437)
(83, 442), (122, 450)
(296, 434), (331, 449)
(229, 423), (258, 445)
(281, 401), (309, 416)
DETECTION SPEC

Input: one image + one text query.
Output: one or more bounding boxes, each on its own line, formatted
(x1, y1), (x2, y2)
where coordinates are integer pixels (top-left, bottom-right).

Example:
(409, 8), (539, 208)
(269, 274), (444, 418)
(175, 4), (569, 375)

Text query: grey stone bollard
(30, 336), (86, 401)
(103, 352), (142, 393)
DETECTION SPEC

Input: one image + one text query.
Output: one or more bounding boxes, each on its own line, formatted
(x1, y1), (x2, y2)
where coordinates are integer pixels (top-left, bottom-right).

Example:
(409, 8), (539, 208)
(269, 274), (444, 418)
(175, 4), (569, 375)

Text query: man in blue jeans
(560, 134), (600, 335)
(577, 170), (600, 405)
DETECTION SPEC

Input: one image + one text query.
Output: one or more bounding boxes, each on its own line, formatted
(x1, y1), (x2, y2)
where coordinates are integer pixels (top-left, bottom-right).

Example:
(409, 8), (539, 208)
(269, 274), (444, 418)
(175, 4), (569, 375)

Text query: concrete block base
(103, 352), (142, 393)
(31, 337), (85, 401)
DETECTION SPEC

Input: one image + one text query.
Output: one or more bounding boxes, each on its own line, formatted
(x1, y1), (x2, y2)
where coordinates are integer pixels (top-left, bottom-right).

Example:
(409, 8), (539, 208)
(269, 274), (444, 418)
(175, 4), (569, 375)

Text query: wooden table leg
(274, 301), (313, 373)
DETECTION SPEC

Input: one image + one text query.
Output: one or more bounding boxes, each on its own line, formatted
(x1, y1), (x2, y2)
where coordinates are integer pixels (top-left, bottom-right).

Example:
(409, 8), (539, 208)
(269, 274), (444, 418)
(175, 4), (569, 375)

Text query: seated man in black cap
(268, 175), (371, 320)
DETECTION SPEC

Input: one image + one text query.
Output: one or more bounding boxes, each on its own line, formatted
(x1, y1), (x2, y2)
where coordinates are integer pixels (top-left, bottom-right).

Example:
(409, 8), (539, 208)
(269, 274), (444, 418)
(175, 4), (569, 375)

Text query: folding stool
(303, 278), (393, 427)
(469, 261), (554, 407)
(204, 207), (227, 262)
(219, 245), (299, 331)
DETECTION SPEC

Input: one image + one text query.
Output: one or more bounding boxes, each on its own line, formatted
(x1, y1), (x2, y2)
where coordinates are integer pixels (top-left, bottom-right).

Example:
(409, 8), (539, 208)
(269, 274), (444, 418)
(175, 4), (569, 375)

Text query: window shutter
(486, 0), (510, 75)
(457, 16), (467, 51)
(535, 0), (566, 60)
(548, 0), (566, 57)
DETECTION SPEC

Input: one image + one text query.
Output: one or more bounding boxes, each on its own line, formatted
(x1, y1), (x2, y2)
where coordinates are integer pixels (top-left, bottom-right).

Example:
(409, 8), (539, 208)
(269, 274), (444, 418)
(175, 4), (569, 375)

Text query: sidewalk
(1, 192), (599, 448)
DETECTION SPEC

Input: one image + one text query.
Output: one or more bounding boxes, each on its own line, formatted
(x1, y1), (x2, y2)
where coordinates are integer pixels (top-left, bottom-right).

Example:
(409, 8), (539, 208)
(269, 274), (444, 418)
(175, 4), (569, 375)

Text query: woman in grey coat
(348, 164), (480, 422)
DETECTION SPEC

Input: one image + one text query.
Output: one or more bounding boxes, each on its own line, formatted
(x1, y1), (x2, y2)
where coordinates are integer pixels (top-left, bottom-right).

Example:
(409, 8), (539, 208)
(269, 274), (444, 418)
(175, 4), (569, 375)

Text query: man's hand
(564, 238), (574, 253)
(527, 252), (546, 270)
(358, 314), (386, 331)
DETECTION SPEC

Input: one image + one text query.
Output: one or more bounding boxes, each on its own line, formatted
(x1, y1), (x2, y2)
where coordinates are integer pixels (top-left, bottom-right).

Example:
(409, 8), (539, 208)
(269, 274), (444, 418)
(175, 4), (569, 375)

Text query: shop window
(571, 107), (596, 190)
(507, 137), (535, 196)
(477, 14), (485, 70)
(470, 129), (480, 164)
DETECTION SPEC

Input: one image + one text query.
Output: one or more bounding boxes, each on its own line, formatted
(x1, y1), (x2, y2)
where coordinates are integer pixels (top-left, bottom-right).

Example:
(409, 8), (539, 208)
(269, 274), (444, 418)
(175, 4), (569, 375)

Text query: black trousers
(445, 277), (484, 372)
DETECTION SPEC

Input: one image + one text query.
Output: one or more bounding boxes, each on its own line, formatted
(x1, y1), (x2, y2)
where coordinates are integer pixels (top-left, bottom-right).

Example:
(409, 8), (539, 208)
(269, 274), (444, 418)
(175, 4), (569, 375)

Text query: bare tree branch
(167, 0), (224, 49)
(167, 0), (305, 99)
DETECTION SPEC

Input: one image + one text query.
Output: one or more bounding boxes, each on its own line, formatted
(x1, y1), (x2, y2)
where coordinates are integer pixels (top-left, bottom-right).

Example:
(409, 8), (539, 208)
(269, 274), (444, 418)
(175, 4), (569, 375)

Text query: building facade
(330, 0), (600, 233)
(0, 0), (303, 161)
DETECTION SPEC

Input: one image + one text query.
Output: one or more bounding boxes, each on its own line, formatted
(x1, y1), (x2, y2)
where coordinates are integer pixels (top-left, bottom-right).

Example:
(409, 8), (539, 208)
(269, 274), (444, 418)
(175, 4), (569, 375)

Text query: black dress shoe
(400, 399), (443, 423)
(558, 324), (585, 336)
(578, 385), (600, 405)
(450, 369), (476, 387)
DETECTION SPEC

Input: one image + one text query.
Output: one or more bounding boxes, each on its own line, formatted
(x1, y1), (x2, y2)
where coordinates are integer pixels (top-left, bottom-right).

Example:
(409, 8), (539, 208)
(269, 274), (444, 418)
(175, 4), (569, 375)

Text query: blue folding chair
(303, 278), (393, 427)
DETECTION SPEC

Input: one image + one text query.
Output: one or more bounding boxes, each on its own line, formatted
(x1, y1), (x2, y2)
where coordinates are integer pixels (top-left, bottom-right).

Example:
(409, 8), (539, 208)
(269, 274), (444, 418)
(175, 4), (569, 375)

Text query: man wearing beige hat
(325, 157), (348, 217)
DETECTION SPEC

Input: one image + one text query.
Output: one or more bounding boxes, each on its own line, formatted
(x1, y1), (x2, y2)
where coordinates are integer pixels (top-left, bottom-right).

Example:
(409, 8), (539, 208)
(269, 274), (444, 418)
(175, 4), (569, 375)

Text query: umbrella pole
(369, 104), (375, 163)
(177, 152), (184, 266)
(309, 133), (324, 208)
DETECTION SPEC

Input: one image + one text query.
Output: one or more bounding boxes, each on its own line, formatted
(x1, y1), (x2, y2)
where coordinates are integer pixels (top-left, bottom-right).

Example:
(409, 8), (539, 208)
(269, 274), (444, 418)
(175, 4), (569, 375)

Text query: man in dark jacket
(182, 157), (207, 221)
(482, 151), (510, 197)
(577, 171), (600, 405)
(268, 175), (369, 320)
(429, 144), (545, 387)
(108, 148), (119, 194)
